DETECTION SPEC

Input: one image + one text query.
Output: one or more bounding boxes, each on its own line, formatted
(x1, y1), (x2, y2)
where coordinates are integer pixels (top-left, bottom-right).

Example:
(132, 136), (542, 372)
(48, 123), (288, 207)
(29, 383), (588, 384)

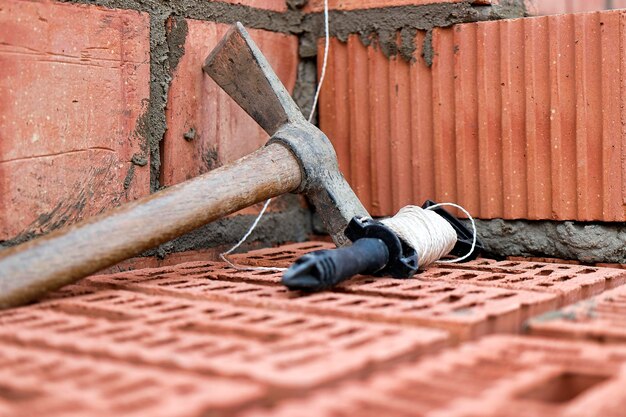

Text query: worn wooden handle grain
(0, 143), (302, 308)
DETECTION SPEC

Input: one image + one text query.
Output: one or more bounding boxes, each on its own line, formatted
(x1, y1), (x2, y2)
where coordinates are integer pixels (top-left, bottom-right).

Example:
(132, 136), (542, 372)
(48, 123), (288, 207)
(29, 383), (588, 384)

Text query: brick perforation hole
(517, 371), (611, 404)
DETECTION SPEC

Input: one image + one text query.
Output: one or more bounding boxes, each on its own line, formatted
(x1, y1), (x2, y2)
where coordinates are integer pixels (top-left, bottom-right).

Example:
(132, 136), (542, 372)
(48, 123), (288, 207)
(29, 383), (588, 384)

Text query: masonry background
(1, 0), (625, 267)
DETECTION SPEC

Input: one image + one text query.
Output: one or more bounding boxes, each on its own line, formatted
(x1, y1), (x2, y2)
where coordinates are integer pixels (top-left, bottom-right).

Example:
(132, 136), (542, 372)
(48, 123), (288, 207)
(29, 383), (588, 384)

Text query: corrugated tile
(535, 0), (609, 15)
(318, 10), (626, 221)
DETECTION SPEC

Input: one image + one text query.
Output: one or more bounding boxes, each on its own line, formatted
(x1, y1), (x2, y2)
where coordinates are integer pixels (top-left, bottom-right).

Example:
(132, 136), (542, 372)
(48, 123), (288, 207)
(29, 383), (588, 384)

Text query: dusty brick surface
(0, 0), (150, 241)
(88, 258), (557, 341)
(0, 289), (447, 388)
(242, 335), (626, 417)
(527, 284), (626, 344)
(5, 242), (626, 415)
(0, 342), (263, 417)
(162, 19), (298, 186)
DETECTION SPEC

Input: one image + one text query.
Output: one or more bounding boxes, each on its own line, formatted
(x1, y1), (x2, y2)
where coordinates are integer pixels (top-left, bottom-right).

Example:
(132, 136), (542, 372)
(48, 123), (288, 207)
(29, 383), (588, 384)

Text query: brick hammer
(0, 23), (369, 308)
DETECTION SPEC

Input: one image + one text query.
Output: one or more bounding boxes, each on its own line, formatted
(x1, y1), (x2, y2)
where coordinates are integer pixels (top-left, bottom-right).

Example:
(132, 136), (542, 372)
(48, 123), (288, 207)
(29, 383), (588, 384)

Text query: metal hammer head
(203, 23), (369, 246)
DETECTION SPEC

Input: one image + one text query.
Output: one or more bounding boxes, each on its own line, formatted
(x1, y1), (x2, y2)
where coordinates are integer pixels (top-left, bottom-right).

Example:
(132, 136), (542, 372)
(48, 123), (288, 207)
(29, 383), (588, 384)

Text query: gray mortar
(462, 219), (626, 264)
(4, 0), (528, 256)
(301, 1), (528, 62)
(293, 36), (318, 122)
(166, 16), (188, 75)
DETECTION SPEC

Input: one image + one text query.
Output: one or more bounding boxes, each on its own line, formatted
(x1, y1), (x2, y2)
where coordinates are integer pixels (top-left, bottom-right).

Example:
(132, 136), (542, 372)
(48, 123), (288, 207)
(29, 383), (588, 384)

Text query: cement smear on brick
(301, 1), (529, 62)
(464, 219), (626, 264)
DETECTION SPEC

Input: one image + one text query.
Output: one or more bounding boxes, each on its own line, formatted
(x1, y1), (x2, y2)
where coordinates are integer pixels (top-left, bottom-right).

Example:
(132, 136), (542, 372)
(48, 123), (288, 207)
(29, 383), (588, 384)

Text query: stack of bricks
(2, 241), (626, 415)
(3, 0), (626, 414)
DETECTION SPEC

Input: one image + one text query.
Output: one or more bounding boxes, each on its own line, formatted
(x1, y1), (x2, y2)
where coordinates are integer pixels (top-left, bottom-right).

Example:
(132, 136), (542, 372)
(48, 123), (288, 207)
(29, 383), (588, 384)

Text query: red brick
(88, 261), (557, 341)
(305, 0), (493, 12)
(99, 243), (266, 274)
(0, 341), (262, 417)
(242, 335), (626, 417)
(430, 259), (626, 306)
(0, 289), (447, 388)
(162, 19), (298, 186)
(41, 282), (98, 301)
(319, 9), (626, 221)
(0, 0), (150, 240)
(527, 283), (626, 344)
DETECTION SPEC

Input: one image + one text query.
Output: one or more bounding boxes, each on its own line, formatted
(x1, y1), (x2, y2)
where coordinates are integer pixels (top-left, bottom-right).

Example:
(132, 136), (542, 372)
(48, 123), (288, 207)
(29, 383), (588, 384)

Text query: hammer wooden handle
(0, 144), (302, 308)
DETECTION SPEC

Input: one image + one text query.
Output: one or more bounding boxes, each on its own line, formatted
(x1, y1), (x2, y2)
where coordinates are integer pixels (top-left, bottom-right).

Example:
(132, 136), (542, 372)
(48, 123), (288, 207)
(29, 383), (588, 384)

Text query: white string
(308, 0), (330, 124)
(220, 0), (330, 271)
(380, 203), (478, 269)
(426, 202), (477, 264)
(219, 199), (287, 272)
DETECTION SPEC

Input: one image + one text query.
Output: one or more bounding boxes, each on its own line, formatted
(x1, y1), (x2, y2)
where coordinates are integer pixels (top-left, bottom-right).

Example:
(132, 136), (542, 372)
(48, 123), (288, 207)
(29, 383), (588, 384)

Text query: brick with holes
(87, 263), (557, 341)
(0, 289), (448, 388)
(429, 258), (626, 306)
(241, 335), (626, 417)
(0, 342), (262, 417)
(230, 242), (626, 306)
(527, 284), (626, 344)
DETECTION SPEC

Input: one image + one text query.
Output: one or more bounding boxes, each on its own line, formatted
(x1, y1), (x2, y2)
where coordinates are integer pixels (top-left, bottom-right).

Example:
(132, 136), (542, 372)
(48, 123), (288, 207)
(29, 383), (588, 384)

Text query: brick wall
(0, 0), (528, 268)
(0, 0), (309, 263)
